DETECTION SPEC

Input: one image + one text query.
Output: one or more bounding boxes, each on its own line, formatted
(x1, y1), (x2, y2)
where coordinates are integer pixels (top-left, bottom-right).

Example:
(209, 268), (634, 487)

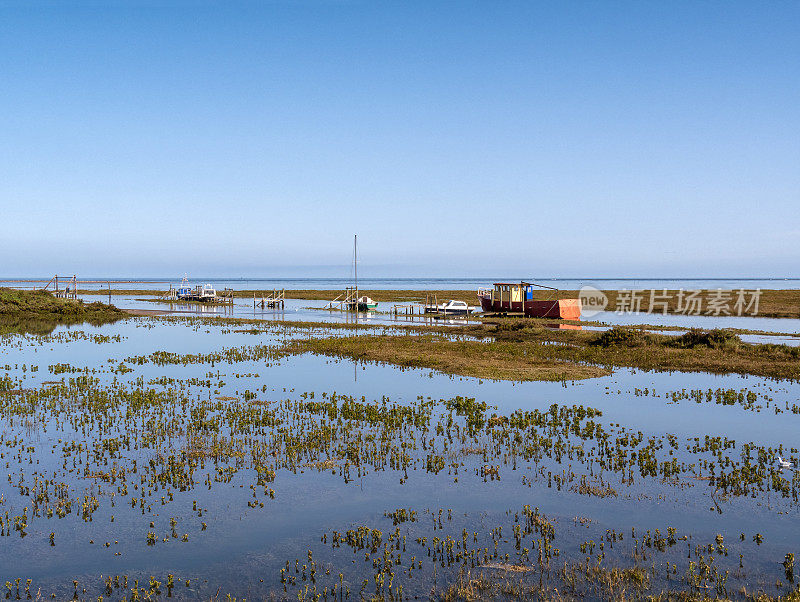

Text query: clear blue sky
(1, 1), (798, 278)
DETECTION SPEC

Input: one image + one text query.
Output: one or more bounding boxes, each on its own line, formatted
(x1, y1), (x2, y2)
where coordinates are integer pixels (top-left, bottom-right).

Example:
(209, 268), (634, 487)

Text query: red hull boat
(478, 282), (581, 320)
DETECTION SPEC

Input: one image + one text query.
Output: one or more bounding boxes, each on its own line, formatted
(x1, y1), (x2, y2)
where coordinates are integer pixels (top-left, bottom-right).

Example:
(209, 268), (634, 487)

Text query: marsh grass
(0, 288), (125, 324)
(284, 333), (610, 382)
(476, 325), (800, 380)
(3, 313), (799, 599)
(280, 323), (800, 381)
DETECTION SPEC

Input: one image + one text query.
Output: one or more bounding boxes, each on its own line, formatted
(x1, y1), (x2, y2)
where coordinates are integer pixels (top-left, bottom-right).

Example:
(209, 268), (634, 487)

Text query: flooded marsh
(0, 315), (799, 600)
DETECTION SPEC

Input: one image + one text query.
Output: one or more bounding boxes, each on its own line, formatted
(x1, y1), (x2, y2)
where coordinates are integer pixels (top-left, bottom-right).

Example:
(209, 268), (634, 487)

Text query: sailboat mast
(354, 234), (358, 301)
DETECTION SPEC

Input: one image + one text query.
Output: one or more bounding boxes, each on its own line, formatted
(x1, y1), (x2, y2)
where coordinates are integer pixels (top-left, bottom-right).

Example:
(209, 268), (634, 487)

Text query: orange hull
(478, 295), (581, 320)
(524, 299), (581, 320)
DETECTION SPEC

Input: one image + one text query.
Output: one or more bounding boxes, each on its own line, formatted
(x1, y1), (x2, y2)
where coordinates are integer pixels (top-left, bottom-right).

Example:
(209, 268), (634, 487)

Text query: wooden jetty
(391, 302), (426, 316)
(328, 286), (358, 311)
(254, 289), (285, 309)
(392, 294), (441, 316)
(392, 294), (475, 319)
(0, 275), (123, 304)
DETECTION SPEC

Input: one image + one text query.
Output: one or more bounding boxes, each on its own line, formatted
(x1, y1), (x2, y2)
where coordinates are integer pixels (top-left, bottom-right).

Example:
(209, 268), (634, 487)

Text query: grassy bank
(284, 333), (610, 381)
(0, 287), (126, 322)
(280, 322), (800, 381)
(479, 323), (800, 379)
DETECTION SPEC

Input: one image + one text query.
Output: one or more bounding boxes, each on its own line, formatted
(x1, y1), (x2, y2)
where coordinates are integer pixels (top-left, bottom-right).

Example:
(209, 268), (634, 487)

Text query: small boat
(425, 300), (475, 315)
(329, 235), (378, 312)
(478, 282), (581, 320)
(197, 284), (217, 301)
(177, 275), (192, 299)
(357, 296), (378, 311)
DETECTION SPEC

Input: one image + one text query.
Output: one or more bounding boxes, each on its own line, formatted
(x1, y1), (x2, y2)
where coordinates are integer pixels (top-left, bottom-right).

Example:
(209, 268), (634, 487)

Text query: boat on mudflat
(356, 296), (378, 311)
(477, 282), (581, 320)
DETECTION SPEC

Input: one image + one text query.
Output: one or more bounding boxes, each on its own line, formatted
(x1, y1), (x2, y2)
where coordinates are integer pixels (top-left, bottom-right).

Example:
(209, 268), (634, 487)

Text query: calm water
(0, 317), (798, 599)
(75, 292), (800, 338)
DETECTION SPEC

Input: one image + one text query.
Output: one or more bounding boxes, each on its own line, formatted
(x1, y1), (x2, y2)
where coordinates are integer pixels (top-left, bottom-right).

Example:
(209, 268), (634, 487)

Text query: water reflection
(1, 317), (799, 599)
(0, 314), (124, 336)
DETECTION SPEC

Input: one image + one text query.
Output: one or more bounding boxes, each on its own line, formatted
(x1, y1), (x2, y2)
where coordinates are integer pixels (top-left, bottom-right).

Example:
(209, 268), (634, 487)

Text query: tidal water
(0, 316), (798, 599)
(74, 292), (800, 339)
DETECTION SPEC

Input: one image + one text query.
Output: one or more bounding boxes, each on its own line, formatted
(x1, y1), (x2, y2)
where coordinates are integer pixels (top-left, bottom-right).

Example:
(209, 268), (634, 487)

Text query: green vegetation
(505, 325), (800, 379)
(280, 324), (800, 381)
(589, 327), (741, 349)
(284, 333), (610, 382)
(0, 287), (125, 323)
(1, 315), (799, 599)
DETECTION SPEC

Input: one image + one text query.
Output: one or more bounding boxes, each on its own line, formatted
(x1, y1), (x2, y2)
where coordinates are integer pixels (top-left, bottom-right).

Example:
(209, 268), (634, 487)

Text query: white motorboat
(425, 300), (475, 315)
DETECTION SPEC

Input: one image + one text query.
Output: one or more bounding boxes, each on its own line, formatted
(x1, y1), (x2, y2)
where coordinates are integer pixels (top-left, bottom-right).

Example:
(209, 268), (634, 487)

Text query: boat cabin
(197, 284), (217, 299)
(177, 275), (192, 299)
(477, 281), (582, 320)
(478, 282), (534, 312)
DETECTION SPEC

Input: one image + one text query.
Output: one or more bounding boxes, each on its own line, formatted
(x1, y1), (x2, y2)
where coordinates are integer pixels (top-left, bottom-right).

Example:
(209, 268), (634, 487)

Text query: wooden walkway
(254, 289), (285, 309)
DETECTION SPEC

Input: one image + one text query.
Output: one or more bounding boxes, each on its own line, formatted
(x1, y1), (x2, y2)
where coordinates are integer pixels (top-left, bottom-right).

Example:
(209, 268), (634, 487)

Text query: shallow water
(76, 291), (800, 344)
(0, 317), (798, 600)
(596, 310), (800, 336)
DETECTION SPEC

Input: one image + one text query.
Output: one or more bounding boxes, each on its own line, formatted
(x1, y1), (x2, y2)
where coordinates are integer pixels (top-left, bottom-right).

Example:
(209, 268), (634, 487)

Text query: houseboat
(477, 282), (581, 320)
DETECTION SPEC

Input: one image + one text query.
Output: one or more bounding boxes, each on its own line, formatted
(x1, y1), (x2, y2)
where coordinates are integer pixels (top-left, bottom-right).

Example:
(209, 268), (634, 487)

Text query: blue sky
(1, 1), (798, 278)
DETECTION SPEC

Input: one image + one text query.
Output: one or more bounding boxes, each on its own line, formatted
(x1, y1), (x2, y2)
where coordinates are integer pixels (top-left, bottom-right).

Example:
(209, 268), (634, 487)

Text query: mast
(354, 234), (358, 302)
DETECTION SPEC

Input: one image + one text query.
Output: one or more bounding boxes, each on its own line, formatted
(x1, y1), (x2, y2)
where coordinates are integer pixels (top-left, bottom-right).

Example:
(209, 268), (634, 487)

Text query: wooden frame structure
(327, 286), (358, 311)
(0, 275), (120, 304)
(254, 289), (285, 309)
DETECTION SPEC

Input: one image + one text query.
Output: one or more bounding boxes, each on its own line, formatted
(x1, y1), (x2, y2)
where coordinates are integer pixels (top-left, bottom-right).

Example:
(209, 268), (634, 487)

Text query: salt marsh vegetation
(0, 314), (798, 600)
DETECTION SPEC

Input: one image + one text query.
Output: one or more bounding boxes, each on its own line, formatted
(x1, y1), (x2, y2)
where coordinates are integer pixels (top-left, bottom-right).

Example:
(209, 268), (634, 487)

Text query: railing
(254, 289), (284, 310)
